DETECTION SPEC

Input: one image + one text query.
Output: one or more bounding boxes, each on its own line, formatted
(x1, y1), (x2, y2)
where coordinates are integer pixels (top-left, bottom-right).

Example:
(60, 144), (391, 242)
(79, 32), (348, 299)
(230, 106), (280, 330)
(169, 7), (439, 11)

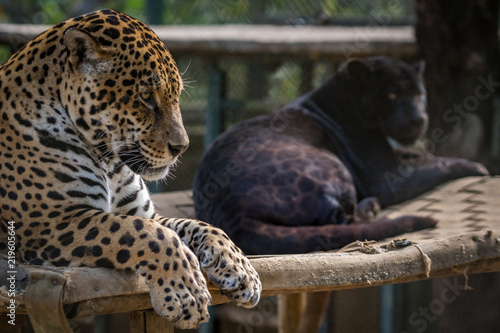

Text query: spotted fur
(0, 9), (260, 328)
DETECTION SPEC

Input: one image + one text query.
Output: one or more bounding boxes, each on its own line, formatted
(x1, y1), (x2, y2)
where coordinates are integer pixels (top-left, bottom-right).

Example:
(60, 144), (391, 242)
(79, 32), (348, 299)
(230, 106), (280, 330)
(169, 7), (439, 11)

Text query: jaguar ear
(64, 28), (110, 72)
(413, 60), (425, 75)
(346, 58), (374, 81)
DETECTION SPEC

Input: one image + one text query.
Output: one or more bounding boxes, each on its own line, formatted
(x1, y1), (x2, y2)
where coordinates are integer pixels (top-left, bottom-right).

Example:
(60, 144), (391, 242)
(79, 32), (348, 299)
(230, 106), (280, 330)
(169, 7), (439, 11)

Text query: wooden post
(297, 291), (331, 333)
(204, 60), (225, 149)
(278, 293), (305, 333)
(129, 310), (175, 333)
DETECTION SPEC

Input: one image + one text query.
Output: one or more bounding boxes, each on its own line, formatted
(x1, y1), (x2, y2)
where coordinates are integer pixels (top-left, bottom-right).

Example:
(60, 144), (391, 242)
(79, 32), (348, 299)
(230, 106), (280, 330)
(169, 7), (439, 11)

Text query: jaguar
(0, 9), (261, 329)
(193, 56), (488, 255)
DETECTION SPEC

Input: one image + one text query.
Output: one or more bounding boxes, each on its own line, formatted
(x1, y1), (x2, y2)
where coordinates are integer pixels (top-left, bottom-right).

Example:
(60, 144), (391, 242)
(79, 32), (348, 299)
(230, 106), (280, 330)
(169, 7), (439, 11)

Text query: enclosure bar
(0, 24), (417, 60)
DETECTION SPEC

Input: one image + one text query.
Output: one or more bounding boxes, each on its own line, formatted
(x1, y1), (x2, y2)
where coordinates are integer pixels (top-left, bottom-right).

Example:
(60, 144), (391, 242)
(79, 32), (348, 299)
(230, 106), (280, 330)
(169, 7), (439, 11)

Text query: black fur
(193, 56), (488, 255)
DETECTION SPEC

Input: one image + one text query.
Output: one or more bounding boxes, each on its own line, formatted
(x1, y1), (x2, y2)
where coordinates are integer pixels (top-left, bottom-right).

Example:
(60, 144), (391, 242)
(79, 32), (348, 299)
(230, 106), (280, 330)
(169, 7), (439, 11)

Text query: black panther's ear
(413, 60), (425, 75)
(346, 58), (375, 81)
(64, 28), (110, 71)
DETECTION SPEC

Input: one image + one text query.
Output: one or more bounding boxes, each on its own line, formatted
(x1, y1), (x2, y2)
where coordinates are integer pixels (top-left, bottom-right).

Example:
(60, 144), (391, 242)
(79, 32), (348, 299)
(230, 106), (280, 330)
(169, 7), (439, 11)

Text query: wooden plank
(1, 229), (499, 318)
(0, 23), (417, 59)
(1, 177), (499, 325)
(254, 231), (500, 294)
(151, 191), (196, 218)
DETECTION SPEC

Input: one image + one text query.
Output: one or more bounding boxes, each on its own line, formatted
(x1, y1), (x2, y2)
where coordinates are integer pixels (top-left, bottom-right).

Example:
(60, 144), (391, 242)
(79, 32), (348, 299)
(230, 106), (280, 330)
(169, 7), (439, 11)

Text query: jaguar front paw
(138, 242), (211, 329)
(197, 230), (262, 308)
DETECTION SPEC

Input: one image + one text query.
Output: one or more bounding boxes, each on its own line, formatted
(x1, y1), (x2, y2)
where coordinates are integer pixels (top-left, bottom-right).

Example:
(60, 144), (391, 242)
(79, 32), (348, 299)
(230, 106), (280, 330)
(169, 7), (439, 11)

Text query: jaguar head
(61, 9), (188, 180)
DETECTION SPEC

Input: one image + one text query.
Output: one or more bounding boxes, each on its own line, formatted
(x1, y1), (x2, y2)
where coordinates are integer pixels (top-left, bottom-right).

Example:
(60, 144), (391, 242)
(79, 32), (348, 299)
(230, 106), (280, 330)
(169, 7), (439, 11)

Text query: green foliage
(268, 61), (301, 103)
(37, 0), (70, 23)
(105, 0), (146, 21)
(160, 0), (250, 24)
(0, 45), (11, 63)
(0, 0), (414, 25)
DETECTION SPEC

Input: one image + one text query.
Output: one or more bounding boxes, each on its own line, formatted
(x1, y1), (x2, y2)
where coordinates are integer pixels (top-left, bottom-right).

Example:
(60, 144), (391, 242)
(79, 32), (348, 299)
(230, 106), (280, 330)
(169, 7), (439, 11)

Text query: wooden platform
(380, 176), (500, 242)
(1, 176), (499, 332)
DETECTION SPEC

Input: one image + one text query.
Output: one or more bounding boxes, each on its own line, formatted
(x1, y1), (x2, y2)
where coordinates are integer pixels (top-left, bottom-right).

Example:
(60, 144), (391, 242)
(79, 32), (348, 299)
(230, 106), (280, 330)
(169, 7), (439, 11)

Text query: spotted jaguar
(0, 9), (261, 329)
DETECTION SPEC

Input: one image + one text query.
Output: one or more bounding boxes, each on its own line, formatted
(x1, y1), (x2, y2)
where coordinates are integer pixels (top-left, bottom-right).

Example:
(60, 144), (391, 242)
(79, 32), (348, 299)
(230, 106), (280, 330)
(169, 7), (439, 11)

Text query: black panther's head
(344, 56), (428, 145)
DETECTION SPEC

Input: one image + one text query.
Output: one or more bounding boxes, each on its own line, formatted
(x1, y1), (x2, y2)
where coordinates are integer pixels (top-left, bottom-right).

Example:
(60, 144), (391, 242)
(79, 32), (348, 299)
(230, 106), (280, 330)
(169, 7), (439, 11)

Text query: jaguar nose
(168, 142), (189, 158)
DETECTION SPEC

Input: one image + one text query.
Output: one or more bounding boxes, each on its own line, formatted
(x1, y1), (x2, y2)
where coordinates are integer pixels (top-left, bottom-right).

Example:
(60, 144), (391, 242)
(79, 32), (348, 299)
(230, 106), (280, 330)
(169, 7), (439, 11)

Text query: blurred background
(0, 0), (420, 194)
(0, 1), (498, 332)
(0, 0), (497, 193)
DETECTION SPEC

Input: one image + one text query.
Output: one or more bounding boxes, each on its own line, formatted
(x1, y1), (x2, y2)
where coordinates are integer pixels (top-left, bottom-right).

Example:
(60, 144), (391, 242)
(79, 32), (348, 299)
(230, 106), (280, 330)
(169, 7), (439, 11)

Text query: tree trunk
(416, 5), (500, 331)
(415, 0), (499, 168)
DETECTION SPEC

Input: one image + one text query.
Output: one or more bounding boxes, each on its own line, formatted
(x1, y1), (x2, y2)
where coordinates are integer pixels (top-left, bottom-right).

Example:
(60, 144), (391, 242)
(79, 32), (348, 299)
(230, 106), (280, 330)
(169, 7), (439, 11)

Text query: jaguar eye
(388, 93), (397, 100)
(139, 90), (156, 108)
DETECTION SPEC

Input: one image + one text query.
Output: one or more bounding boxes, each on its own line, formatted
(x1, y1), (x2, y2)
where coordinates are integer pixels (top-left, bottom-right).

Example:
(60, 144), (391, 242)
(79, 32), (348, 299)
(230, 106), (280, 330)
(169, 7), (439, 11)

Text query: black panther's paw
(446, 159), (489, 178)
(356, 197), (381, 221)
